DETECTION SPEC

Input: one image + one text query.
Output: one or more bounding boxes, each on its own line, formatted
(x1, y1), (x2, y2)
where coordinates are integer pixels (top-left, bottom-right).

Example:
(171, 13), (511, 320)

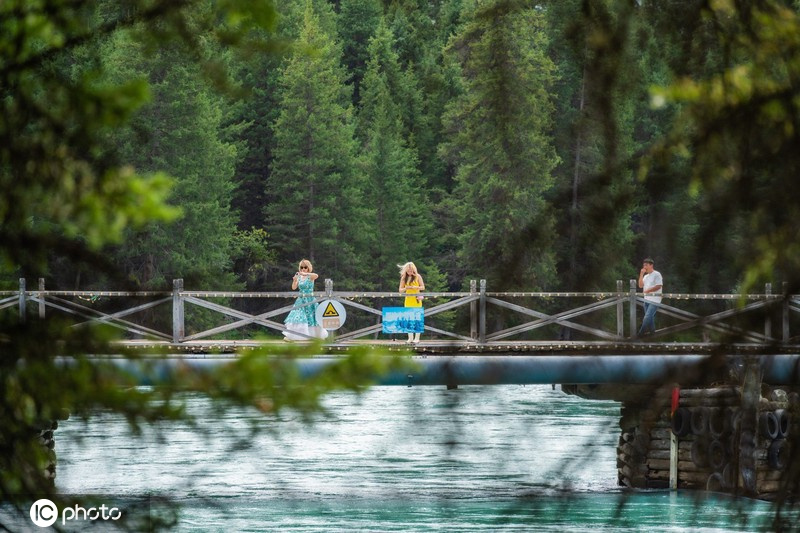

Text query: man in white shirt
(637, 258), (663, 337)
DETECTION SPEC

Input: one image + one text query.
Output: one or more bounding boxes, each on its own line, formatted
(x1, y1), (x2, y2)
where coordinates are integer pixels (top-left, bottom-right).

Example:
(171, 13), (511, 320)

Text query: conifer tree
(637, 0), (800, 293)
(357, 20), (434, 288)
(440, 0), (559, 290)
(384, 0), (463, 195)
(355, 19), (422, 144)
(266, 2), (368, 286)
(546, 0), (637, 291)
(230, 54), (282, 235)
(229, 0), (338, 265)
(101, 32), (240, 289)
(337, 0), (383, 106)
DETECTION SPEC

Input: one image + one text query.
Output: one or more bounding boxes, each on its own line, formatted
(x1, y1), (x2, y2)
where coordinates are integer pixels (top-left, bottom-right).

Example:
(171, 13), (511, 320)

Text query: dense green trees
(637, 0), (800, 294)
(357, 20), (434, 287)
(266, 3), (370, 287)
(0, 0), (177, 281)
(100, 33), (242, 289)
(546, 0), (638, 291)
(337, 0), (383, 105)
(5, 0), (800, 297)
(440, 0), (559, 290)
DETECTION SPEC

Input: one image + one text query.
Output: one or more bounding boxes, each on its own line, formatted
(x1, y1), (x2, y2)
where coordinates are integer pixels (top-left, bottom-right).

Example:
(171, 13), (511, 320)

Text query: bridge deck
(115, 339), (800, 356)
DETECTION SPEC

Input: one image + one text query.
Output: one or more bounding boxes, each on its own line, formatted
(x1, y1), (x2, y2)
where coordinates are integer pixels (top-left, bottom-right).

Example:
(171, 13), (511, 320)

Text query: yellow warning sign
(316, 299), (346, 330)
(322, 302), (340, 317)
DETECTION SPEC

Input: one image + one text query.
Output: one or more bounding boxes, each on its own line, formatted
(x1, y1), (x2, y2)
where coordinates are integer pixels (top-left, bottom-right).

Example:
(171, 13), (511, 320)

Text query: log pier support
(573, 380), (799, 499)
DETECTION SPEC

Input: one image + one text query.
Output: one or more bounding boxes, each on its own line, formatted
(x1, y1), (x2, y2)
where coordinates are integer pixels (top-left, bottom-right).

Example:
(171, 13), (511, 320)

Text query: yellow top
(404, 279), (422, 308)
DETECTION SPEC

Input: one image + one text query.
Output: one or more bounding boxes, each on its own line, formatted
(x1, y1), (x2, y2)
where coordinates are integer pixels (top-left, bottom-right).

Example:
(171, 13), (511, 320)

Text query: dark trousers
(638, 302), (658, 336)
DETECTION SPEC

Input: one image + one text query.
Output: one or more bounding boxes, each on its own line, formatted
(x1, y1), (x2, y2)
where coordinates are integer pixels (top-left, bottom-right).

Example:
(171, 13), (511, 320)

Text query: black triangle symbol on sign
(322, 302), (339, 317)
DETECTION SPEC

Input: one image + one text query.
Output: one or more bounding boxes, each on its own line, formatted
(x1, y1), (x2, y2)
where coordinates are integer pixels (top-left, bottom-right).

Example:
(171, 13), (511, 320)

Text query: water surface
(52, 385), (785, 531)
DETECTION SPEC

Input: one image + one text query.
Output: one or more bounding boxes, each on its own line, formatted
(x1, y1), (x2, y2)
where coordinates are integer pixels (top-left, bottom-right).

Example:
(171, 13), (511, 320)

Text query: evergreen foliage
(265, 2), (368, 286)
(337, 0), (383, 106)
(440, 0), (560, 290)
(384, 0), (463, 197)
(0, 2), (408, 523)
(100, 33), (241, 289)
(8, 0), (798, 296)
(357, 20), (434, 288)
(639, 0), (800, 294)
(229, 51), (283, 237)
(547, 0), (638, 291)
(0, 0), (178, 280)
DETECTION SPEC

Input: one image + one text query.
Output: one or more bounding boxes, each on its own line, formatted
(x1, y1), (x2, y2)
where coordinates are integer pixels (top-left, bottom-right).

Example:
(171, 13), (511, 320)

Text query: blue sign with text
(382, 307), (424, 334)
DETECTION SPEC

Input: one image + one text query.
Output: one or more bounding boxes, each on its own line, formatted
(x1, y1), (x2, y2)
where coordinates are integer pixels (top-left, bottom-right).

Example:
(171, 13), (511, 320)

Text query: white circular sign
(316, 299), (347, 330)
(30, 499), (58, 527)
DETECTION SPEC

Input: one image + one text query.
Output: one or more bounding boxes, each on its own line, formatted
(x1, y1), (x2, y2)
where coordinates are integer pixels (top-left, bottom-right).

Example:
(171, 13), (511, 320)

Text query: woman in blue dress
(284, 259), (328, 341)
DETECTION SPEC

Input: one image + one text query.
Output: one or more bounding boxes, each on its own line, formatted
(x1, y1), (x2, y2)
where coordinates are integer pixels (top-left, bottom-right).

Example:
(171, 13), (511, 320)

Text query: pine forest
(4, 0), (800, 300)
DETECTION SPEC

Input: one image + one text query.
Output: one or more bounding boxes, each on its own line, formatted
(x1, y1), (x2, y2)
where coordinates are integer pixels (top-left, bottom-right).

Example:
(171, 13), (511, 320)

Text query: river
(48, 385), (786, 531)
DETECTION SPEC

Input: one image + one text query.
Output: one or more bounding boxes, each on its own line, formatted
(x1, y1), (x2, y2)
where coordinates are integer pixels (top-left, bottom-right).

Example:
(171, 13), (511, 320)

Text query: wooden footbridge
(4, 278), (799, 356)
(7, 278), (800, 498)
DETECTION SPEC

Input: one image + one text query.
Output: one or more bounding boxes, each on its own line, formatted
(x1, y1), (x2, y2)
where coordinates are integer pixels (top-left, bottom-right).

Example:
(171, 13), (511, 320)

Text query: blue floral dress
(284, 276), (328, 340)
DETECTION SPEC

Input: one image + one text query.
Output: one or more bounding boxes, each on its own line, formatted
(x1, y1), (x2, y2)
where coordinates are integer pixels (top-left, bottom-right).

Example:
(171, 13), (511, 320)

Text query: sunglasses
(300, 266), (309, 270)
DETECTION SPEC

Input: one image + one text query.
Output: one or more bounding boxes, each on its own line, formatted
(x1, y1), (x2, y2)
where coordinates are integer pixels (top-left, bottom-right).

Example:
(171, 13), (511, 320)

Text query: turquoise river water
(14, 385), (800, 531)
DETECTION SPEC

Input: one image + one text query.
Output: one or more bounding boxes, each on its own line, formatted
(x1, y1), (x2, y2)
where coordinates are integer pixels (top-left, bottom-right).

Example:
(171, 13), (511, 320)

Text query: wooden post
(764, 283), (772, 341)
(783, 282), (790, 343)
(18, 278), (26, 323)
(479, 279), (486, 344)
(38, 278), (46, 319)
(172, 278), (184, 344)
(470, 280), (477, 340)
(739, 357), (761, 495)
(629, 279), (637, 338)
(670, 430), (678, 489)
(670, 386), (679, 490)
(616, 280), (624, 338)
(325, 279), (334, 342)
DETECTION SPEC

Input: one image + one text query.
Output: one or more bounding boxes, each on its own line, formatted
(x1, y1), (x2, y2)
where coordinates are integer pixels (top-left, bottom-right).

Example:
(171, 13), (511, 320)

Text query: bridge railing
(3, 278), (798, 345)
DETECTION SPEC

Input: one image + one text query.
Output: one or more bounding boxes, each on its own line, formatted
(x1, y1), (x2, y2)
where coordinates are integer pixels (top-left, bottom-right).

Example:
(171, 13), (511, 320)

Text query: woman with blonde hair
(284, 259), (328, 341)
(398, 261), (425, 344)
